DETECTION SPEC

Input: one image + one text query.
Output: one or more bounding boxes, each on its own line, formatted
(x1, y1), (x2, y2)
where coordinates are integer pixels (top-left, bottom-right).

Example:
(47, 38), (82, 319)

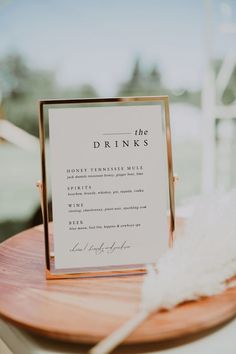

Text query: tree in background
(0, 53), (203, 140)
(0, 53), (57, 136)
(118, 58), (165, 96)
(118, 58), (200, 106)
(0, 53), (98, 137)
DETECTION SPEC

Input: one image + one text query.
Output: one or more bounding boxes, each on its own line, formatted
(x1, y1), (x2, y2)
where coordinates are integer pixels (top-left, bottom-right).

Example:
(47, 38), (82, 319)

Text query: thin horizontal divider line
(102, 133), (132, 136)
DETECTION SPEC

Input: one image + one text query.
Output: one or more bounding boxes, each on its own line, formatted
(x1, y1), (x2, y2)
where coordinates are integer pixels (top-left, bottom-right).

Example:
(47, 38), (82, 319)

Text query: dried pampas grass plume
(89, 191), (236, 354)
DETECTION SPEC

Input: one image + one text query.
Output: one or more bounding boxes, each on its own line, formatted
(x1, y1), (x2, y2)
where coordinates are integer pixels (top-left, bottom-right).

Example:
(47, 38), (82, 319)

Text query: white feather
(89, 190), (236, 354)
(142, 190), (236, 313)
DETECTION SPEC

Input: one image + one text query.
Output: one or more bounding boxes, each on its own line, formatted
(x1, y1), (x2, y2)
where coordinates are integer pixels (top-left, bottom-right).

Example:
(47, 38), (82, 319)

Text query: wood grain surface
(0, 221), (236, 344)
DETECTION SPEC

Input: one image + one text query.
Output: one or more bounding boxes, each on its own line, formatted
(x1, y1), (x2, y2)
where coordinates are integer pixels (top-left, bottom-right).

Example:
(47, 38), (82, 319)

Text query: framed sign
(38, 96), (175, 279)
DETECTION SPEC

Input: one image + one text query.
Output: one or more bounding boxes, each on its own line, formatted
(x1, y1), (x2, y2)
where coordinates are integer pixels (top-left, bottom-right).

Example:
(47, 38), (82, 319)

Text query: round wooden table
(0, 222), (236, 353)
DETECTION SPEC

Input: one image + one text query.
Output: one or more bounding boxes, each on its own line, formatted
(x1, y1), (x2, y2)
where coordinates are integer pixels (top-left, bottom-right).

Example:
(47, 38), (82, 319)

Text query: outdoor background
(0, 0), (236, 241)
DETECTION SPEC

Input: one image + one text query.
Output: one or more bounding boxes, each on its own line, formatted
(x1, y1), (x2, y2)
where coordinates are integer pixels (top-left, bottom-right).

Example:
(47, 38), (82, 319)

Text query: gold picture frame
(38, 96), (175, 279)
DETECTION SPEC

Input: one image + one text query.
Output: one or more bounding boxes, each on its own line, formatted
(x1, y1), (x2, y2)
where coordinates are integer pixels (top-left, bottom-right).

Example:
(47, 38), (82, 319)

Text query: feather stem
(88, 309), (150, 354)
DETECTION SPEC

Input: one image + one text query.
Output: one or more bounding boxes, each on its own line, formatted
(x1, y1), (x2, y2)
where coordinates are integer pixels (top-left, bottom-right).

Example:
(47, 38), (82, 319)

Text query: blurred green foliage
(0, 53), (98, 137)
(118, 58), (201, 106)
(214, 59), (236, 105)
(0, 54), (201, 138)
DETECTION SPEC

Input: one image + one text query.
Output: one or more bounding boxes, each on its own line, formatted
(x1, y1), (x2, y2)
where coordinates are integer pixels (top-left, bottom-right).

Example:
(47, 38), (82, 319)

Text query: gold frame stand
(38, 96), (176, 279)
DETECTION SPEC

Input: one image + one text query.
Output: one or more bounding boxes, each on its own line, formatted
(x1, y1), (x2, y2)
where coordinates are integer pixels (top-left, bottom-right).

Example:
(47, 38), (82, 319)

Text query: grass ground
(0, 143), (40, 240)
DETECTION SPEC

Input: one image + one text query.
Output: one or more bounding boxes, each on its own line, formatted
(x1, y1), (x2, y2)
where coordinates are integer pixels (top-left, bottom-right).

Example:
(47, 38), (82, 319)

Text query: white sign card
(42, 99), (173, 275)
